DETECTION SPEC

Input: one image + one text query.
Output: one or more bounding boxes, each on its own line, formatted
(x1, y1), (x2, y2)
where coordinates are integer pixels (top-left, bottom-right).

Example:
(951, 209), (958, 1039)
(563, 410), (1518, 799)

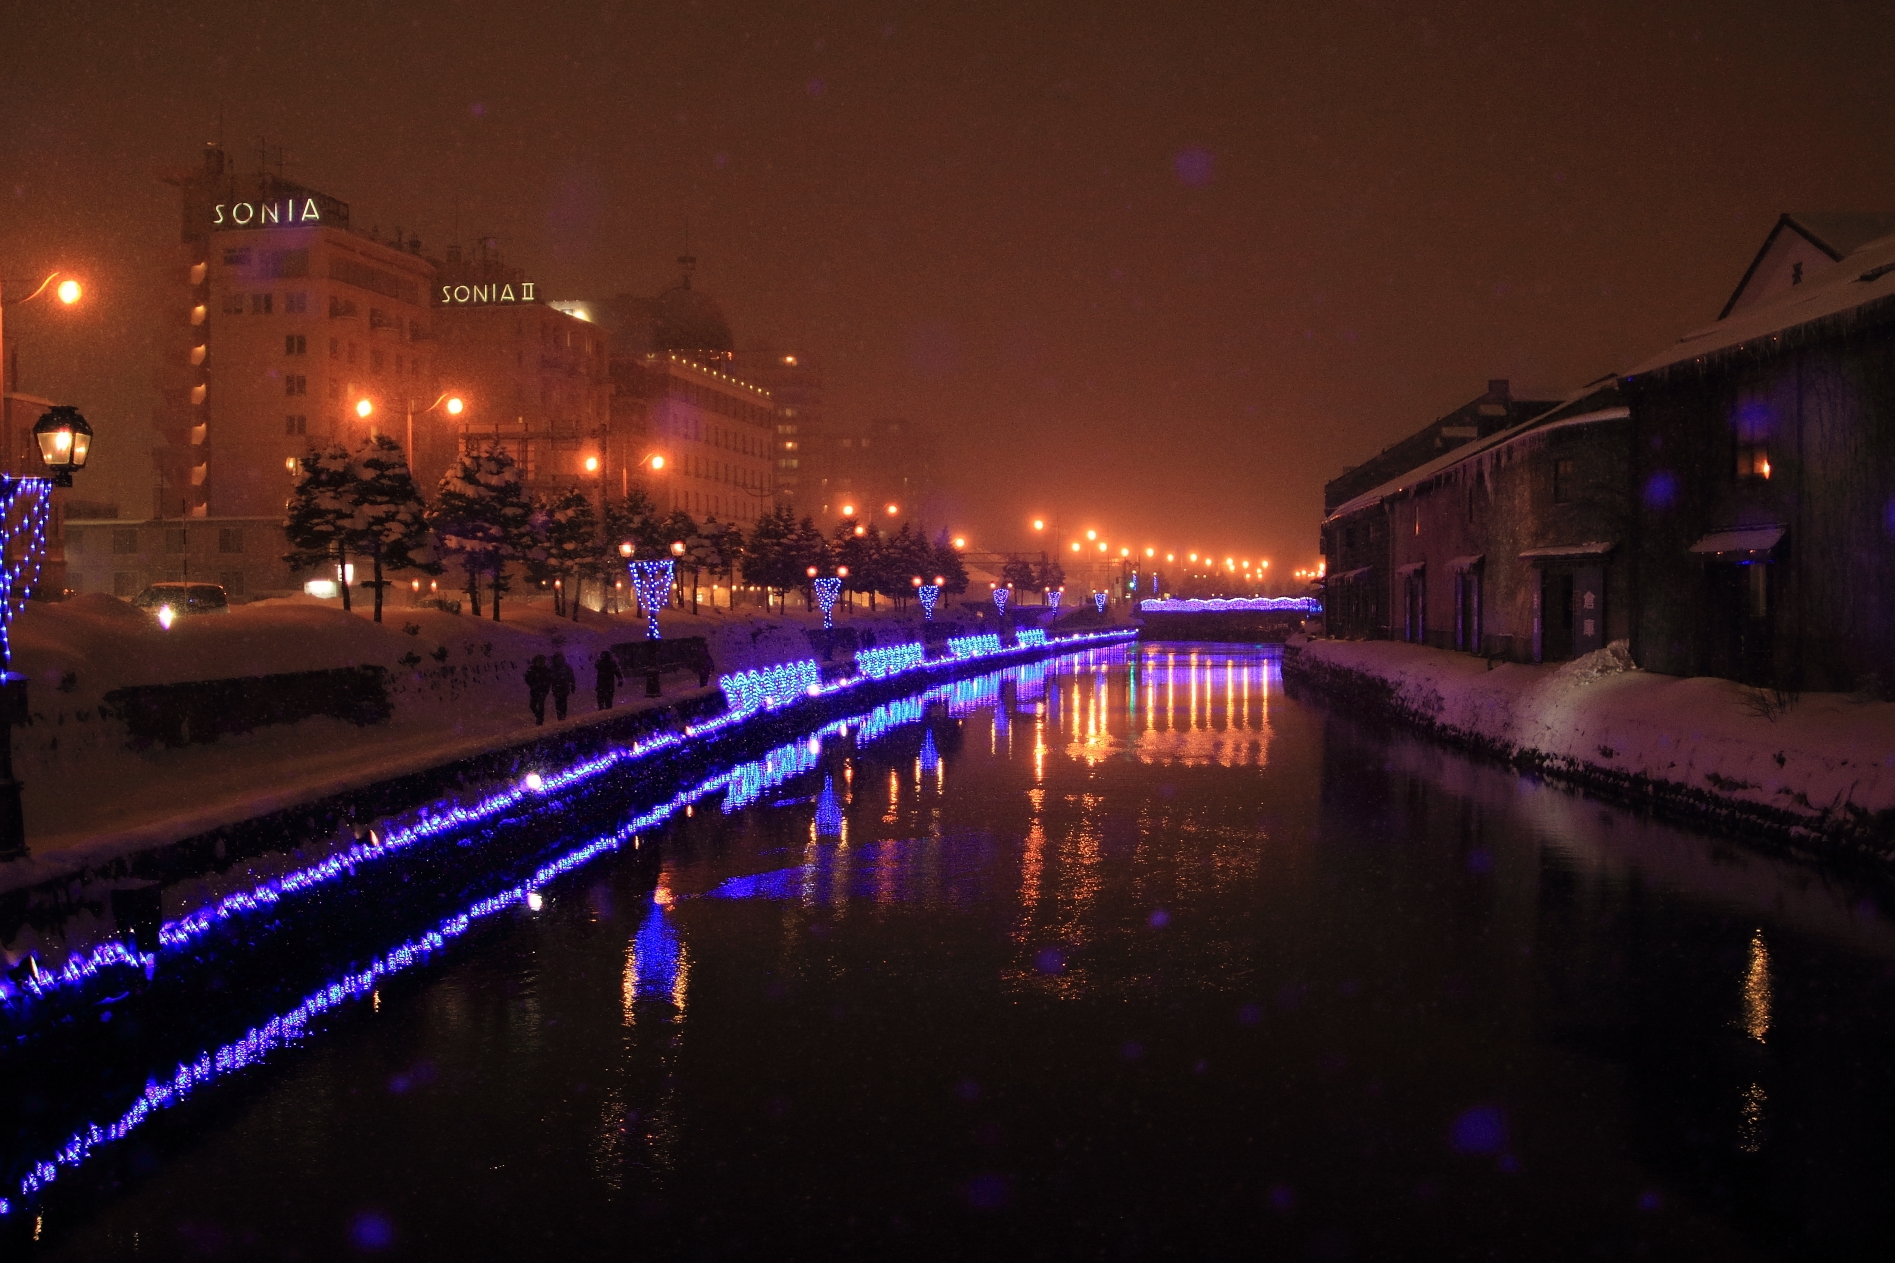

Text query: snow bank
(1286, 636), (1895, 855)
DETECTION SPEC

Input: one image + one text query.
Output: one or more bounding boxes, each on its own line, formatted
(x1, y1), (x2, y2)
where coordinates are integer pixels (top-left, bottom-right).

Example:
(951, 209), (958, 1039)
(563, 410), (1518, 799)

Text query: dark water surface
(29, 644), (1895, 1260)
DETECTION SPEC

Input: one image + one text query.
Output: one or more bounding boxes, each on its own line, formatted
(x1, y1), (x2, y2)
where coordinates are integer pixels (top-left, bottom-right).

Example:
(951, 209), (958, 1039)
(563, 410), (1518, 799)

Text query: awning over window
(1519, 541), (1615, 563)
(1448, 554), (1484, 573)
(1329, 566), (1373, 583)
(1395, 561), (1425, 577)
(1688, 525), (1785, 559)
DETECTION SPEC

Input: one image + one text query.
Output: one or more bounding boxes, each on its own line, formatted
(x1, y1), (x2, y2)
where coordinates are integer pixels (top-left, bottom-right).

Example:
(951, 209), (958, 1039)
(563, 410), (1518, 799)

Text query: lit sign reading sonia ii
(213, 199), (324, 227)
(439, 282), (537, 306)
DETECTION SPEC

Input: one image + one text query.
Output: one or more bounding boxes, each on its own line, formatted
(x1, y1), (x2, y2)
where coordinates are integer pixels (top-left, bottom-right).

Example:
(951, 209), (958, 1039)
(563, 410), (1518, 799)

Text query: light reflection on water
(28, 642), (1895, 1261)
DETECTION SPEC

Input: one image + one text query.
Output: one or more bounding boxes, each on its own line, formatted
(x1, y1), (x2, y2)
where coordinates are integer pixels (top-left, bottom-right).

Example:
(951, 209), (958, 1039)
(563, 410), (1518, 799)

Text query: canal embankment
(1281, 634), (1895, 862)
(0, 625), (1134, 1034)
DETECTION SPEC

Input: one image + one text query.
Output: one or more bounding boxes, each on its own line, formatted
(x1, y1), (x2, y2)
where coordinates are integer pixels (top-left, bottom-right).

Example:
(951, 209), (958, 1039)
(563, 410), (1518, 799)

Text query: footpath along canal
(14, 642), (1895, 1260)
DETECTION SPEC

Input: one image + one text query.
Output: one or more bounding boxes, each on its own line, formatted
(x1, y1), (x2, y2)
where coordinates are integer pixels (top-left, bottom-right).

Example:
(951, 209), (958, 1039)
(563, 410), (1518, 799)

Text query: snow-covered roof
(1322, 385), (1627, 525)
(1632, 227), (1895, 378)
(1689, 525), (1784, 558)
(1327, 566), (1373, 583)
(1448, 554), (1483, 572)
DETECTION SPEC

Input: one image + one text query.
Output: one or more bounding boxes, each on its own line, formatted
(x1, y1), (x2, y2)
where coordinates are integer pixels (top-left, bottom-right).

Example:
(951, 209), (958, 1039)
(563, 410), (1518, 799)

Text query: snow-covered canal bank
(1284, 635), (1895, 863)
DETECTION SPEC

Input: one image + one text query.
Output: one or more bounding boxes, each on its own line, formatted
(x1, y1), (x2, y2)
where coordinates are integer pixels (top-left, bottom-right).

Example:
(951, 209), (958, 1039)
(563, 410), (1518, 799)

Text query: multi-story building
(555, 260), (774, 523)
(814, 418), (939, 524)
(731, 349), (823, 510)
(84, 144), (438, 599)
(433, 240), (611, 496)
(612, 353), (775, 522)
(158, 143), (436, 520)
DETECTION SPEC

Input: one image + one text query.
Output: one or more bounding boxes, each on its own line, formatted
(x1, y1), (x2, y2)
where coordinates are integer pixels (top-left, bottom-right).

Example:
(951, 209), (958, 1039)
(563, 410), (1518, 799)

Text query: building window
(222, 293), (246, 315)
(286, 375), (307, 396)
(1553, 457), (1576, 503)
(286, 415), (307, 436)
(285, 334), (307, 356)
(250, 293), (274, 315)
(330, 338), (341, 359)
(329, 296), (357, 319)
(1737, 443), (1771, 480)
(219, 528), (244, 554)
(164, 528), (188, 554)
(285, 292), (308, 314)
(112, 528), (139, 554)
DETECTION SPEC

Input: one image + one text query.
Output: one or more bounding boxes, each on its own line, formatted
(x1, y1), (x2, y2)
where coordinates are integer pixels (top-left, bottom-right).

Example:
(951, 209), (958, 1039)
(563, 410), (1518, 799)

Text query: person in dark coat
(525, 655), (552, 725)
(595, 649), (623, 711)
(550, 651), (577, 720)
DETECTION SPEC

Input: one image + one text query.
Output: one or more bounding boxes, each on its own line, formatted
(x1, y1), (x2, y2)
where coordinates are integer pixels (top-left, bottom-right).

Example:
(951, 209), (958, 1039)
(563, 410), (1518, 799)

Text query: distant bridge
(1134, 596), (1321, 641)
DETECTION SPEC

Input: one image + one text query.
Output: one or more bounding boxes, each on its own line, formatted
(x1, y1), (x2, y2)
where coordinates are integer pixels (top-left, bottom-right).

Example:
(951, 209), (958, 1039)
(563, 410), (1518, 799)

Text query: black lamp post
(0, 407), (96, 858)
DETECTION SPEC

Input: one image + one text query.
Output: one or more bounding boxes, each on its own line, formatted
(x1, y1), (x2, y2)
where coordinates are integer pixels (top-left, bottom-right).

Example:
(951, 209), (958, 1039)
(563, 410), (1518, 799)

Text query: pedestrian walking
(550, 651), (577, 720)
(595, 649), (623, 711)
(525, 654), (552, 726)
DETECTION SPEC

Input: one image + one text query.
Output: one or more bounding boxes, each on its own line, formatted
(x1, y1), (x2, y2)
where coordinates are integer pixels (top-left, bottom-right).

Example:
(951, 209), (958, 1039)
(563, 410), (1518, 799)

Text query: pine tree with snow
(348, 435), (438, 623)
(283, 443), (358, 611)
(427, 444), (535, 622)
(744, 504), (797, 603)
(531, 487), (599, 620)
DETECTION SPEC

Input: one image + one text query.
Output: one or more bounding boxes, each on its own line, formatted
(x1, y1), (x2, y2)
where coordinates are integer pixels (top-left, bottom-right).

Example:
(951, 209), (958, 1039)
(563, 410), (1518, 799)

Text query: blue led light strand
(1139, 596), (1322, 613)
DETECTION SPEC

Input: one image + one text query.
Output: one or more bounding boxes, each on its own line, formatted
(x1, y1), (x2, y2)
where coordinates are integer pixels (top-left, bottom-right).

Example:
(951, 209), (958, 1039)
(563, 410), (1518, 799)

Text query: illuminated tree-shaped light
(918, 584), (941, 621)
(813, 576), (842, 629)
(993, 587), (1009, 616)
(1093, 591), (1108, 615)
(629, 559), (674, 639)
(1046, 589), (1061, 611)
(815, 775), (844, 838)
(0, 478), (53, 670)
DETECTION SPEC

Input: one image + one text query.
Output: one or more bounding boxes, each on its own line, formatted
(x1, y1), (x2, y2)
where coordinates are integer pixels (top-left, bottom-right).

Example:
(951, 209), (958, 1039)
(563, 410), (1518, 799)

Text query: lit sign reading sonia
(213, 199), (324, 227)
(439, 282), (537, 306)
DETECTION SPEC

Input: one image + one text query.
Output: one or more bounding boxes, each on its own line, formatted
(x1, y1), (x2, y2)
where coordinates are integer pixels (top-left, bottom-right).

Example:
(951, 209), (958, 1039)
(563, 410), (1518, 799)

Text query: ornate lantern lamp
(33, 406), (93, 487)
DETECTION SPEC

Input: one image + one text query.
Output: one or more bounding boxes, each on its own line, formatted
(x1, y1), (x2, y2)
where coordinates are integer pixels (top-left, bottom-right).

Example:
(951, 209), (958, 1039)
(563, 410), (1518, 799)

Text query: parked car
(130, 582), (230, 617)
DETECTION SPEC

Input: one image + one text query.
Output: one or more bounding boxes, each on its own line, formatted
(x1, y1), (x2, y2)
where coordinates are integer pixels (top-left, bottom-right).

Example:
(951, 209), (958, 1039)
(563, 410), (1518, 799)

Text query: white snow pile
(1291, 636), (1895, 832)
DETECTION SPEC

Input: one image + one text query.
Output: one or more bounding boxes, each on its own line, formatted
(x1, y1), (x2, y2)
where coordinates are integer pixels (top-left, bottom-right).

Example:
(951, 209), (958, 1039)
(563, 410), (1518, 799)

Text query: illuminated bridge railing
(1139, 597), (1322, 614)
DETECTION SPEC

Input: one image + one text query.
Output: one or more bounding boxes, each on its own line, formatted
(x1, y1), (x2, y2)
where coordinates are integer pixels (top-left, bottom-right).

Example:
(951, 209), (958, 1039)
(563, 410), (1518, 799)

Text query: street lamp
(0, 405), (98, 857)
(32, 406), (93, 487)
(404, 391), (463, 465)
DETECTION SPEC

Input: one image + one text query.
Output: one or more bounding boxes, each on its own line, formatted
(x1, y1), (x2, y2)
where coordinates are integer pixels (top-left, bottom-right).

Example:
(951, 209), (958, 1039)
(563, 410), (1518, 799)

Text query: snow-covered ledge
(1282, 635), (1895, 860)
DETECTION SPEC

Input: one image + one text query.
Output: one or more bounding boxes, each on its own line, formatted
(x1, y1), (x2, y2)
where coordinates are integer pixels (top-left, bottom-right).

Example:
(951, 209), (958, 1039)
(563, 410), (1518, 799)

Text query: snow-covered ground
(1285, 636), (1895, 853)
(6, 592), (953, 882)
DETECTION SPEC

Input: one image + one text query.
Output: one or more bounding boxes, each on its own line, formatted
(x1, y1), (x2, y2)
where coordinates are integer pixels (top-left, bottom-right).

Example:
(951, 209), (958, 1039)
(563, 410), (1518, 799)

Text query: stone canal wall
(1281, 635), (1895, 865)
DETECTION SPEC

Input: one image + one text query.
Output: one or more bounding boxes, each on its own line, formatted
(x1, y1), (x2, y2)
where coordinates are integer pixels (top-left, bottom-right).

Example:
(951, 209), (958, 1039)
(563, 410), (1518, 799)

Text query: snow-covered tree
(348, 435), (437, 623)
(283, 443), (358, 611)
(745, 504), (799, 606)
(427, 444), (534, 621)
(529, 488), (599, 619)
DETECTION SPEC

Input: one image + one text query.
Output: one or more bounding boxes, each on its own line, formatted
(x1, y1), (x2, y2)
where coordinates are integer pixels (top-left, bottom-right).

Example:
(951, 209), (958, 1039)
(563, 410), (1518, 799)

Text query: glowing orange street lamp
(952, 537), (966, 549)
(355, 398), (373, 419)
(842, 503), (856, 517)
(649, 454), (666, 471)
(885, 503), (898, 516)
(584, 455), (600, 473)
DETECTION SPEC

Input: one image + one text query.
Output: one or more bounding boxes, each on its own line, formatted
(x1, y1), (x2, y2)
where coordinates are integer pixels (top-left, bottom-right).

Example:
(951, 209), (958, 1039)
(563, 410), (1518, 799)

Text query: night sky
(5, 0), (1894, 568)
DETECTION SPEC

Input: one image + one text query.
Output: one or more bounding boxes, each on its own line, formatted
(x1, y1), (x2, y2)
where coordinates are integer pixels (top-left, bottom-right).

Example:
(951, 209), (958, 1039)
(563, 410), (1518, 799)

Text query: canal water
(26, 644), (1895, 1260)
